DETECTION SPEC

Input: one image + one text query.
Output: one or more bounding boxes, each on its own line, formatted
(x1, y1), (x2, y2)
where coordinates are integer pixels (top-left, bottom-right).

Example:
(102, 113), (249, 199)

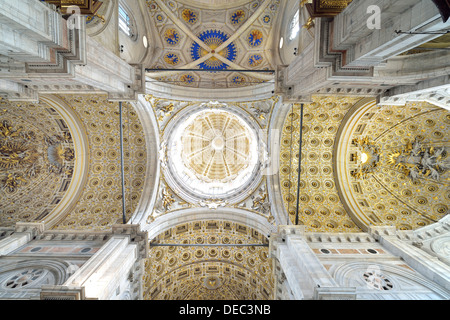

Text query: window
(289, 9), (300, 40)
(118, 4), (135, 38)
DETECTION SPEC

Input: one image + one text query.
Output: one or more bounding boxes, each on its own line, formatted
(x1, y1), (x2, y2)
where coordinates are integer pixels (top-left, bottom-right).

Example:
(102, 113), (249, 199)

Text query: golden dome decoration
(180, 111), (253, 183)
(164, 104), (263, 204)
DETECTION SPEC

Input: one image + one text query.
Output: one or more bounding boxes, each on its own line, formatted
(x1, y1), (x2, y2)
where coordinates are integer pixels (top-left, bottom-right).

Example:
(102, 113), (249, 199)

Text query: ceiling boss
(190, 30), (238, 71)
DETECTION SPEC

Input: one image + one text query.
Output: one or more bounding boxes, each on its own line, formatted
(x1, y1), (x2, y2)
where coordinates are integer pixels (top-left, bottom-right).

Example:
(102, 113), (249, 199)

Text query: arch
(331, 261), (450, 299)
(143, 218), (274, 300)
(85, 0), (116, 37)
(0, 95), (89, 230)
(333, 98), (450, 232)
(266, 97), (290, 226)
(333, 98), (377, 231)
(38, 95), (90, 230)
(145, 81), (275, 103)
(144, 207), (276, 240)
(0, 259), (72, 289)
(172, 0), (255, 10)
(128, 95), (161, 226)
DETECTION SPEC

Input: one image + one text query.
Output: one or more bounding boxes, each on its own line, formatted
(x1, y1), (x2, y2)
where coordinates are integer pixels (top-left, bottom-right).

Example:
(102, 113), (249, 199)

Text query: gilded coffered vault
(0, 94), (148, 231)
(51, 95), (148, 231)
(144, 220), (273, 300)
(280, 96), (450, 232)
(336, 100), (450, 231)
(0, 99), (76, 227)
(0, 0), (449, 302)
(279, 95), (363, 232)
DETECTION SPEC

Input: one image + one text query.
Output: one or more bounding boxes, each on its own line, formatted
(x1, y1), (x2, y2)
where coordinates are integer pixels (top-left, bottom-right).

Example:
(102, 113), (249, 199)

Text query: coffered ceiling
(337, 100), (450, 230)
(144, 220), (273, 300)
(279, 96), (450, 233)
(0, 94), (149, 231)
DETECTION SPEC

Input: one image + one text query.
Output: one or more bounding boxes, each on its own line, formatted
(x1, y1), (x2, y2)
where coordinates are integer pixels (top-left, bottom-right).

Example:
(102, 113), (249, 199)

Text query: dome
(180, 110), (254, 183)
(163, 104), (263, 204)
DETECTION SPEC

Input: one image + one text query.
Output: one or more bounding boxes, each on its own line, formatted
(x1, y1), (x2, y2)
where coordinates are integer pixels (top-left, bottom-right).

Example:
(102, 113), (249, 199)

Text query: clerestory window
(289, 9), (300, 41)
(118, 4), (136, 39)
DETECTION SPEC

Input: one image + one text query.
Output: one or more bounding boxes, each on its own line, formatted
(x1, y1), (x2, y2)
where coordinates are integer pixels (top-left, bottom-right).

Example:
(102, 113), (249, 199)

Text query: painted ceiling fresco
(145, 0), (279, 89)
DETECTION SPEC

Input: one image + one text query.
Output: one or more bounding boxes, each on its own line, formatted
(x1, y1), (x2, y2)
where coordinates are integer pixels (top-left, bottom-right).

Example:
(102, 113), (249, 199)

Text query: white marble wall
(0, 223), (146, 300)
(0, 0), (144, 102)
(281, 0), (450, 103)
(270, 219), (450, 300)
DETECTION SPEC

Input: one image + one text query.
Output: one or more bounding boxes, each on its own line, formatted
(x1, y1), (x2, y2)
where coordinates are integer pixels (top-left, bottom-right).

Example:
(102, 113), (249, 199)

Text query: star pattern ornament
(146, 0), (278, 88)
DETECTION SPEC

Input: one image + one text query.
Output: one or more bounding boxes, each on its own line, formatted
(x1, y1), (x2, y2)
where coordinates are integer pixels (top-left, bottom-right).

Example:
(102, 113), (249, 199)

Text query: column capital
(368, 225), (398, 239)
(14, 222), (46, 237)
(112, 224), (149, 260)
(277, 224), (306, 236)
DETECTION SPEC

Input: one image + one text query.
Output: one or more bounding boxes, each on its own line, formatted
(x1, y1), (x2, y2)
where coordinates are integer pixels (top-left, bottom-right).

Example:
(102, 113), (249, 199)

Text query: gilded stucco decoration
(180, 110), (253, 183)
(145, 0), (278, 89)
(51, 95), (147, 231)
(143, 220), (273, 300)
(279, 96), (363, 232)
(0, 100), (76, 227)
(145, 95), (276, 226)
(85, 0), (112, 28)
(343, 101), (449, 230)
(148, 180), (191, 222)
(235, 181), (275, 224)
(387, 137), (449, 181)
(350, 136), (381, 179)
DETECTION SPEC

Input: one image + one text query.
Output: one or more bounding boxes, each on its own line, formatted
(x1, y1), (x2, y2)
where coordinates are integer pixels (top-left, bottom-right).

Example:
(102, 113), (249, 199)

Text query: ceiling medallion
(230, 9), (246, 25)
(164, 53), (180, 66)
(248, 54), (263, 67)
(231, 75), (246, 86)
(247, 29), (263, 47)
(180, 73), (196, 85)
(190, 30), (237, 71)
(164, 28), (181, 45)
(162, 103), (265, 205)
(181, 8), (198, 25)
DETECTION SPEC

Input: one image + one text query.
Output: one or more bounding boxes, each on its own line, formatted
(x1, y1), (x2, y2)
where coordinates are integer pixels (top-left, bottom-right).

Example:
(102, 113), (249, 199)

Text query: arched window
(118, 3), (136, 39)
(288, 9), (300, 41)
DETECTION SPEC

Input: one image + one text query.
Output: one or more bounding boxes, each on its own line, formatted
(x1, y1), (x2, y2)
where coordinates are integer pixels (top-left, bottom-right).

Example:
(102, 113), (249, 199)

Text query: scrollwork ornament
(430, 236), (450, 259)
(198, 199), (227, 210)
